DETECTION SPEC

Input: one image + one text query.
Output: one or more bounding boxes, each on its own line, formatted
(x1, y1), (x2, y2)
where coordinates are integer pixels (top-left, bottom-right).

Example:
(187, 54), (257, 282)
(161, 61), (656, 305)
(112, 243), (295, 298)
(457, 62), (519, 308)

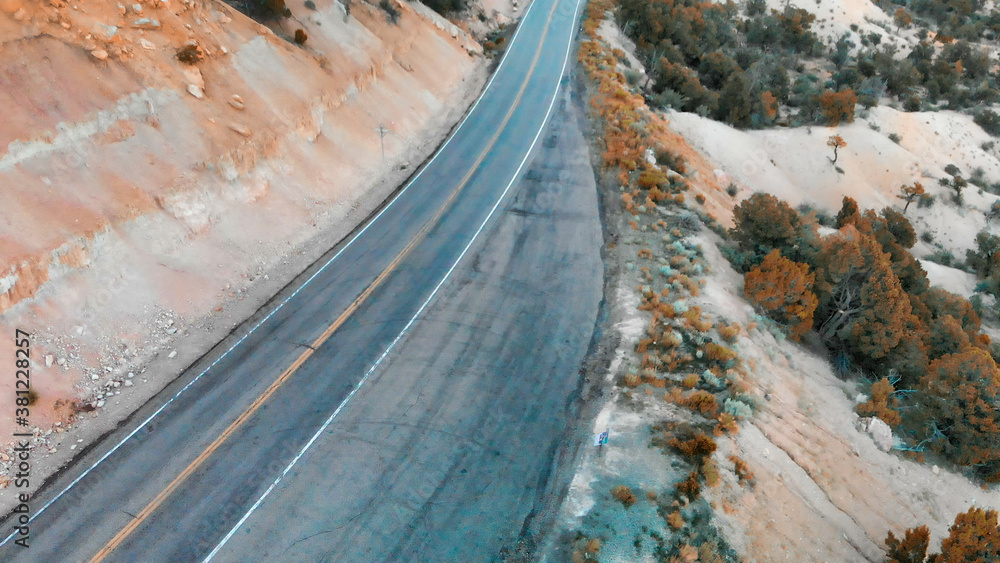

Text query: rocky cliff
(0, 0), (486, 485)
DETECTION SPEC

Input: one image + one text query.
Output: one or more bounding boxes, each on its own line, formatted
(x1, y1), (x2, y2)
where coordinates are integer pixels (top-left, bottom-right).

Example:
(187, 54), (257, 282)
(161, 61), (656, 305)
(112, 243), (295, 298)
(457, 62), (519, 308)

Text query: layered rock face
(0, 0), (482, 449)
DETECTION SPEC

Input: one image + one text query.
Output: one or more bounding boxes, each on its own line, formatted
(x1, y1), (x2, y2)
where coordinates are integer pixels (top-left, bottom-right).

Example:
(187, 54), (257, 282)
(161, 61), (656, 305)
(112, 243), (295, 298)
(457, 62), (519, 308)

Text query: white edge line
(0, 1), (541, 548)
(203, 0), (584, 558)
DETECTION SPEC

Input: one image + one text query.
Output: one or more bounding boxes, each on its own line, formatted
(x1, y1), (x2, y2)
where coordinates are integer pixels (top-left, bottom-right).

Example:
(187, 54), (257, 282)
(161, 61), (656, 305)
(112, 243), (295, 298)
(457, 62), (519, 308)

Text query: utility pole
(376, 123), (388, 161)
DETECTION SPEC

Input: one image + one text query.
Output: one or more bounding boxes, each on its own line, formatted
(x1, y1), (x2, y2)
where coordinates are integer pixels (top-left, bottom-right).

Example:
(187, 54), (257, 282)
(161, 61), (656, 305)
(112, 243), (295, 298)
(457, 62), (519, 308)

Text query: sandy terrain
(0, 0), (489, 505)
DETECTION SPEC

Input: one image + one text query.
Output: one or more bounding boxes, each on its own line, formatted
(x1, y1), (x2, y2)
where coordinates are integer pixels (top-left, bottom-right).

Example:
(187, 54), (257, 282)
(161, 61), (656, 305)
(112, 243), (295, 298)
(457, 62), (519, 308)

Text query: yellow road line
(89, 2), (561, 560)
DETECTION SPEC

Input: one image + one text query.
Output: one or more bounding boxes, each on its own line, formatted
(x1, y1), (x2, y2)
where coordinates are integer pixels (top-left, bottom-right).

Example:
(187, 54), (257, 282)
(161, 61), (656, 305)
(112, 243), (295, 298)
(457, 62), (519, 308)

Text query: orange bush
(612, 485), (637, 508)
(855, 377), (902, 427)
(669, 432), (718, 458)
(713, 412), (738, 435)
(679, 390), (718, 416)
(728, 455), (755, 486)
(705, 342), (738, 363)
(676, 470), (701, 500)
(667, 510), (685, 529)
(819, 89), (857, 126)
(744, 249), (818, 339)
(718, 322), (740, 342)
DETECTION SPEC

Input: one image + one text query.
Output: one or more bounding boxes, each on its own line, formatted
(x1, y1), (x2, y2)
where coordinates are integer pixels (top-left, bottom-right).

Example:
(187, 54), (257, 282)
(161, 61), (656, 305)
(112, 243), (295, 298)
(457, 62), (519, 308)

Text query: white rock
(44, 355), (53, 367)
(132, 3), (142, 13)
(139, 38), (155, 50)
(93, 23), (118, 40)
(127, 372), (135, 378)
(865, 417), (894, 452)
(124, 380), (133, 387)
(168, 350), (178, 359)
(91, 374), (100, 381)
(229, 123), (252, 137)
(187, 84), (204, 99)
(12, 7), (25, 20)
(132, 17), (161, 29)
(90, 49), (109, 60)
(182, 66), (204, 89)
(96, 400), (105, 408)
(932, 465), (940, 475)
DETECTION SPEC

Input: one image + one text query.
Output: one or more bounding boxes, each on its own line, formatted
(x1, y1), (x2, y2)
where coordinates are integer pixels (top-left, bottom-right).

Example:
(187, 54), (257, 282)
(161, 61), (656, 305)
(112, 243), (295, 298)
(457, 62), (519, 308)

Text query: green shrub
(245, 0), (291, 19)
(888, 132), (902, 144)
(926, 249), (956, 267)
(975, 109), (1000, 137)
(653, 89), (686, 110)
(380, 0), (400, 23)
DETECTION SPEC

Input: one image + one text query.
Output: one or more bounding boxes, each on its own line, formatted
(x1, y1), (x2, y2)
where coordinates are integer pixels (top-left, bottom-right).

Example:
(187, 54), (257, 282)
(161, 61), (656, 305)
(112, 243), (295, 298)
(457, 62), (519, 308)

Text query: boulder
(864, 417), (894, 452)
(132, 18), (161, 30)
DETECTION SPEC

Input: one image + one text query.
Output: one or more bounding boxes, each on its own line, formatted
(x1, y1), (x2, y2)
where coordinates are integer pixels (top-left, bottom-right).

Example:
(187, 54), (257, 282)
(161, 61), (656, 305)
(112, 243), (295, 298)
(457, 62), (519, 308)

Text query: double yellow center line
(89, 1), (562, 560)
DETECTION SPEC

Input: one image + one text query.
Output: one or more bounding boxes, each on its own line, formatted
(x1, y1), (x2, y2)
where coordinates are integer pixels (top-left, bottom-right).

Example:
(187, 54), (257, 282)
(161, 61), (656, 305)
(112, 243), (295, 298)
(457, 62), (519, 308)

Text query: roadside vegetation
(576, 1), (752, 559)
(575, 0), (1000, 556)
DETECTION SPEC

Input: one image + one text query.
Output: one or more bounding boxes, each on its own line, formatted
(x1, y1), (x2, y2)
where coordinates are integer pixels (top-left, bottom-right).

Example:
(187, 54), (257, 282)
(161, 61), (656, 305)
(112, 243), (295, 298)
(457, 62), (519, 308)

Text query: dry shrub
(644, 376), (668, 388)
(695, 194), (707, 205)
(676, 275), (701, 297)
(585, 538), (602, 553)
(718, 323), (740, 342)
(713, 412), (738, 436)
(612, 485), (637, 508)
(682, 374), (699, 388)
(294, 29), (308, 44)
(676, 470), (701, 500)
(624, 372), (640, 387)
(668, 510), (685, 529)
(855, 377), (902, 427)
(665, 387), (684, 403)
(678, 391), (718, 416)
(638, 248), (653, 259)
(669, 432), (718, 459)
(661, 329), (680, 345)
(176, 43), (205, 64)
(729, 455), (756, 486)
(705, 342), (738, 363)
(702, 458), (721, 487)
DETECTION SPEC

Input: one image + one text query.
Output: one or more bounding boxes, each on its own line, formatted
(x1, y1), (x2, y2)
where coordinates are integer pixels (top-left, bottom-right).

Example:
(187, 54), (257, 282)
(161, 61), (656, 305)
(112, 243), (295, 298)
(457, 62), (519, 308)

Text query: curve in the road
(0, 0), (541, 552)
(88, 0), (567, 558)
(0, 0), (589, 557)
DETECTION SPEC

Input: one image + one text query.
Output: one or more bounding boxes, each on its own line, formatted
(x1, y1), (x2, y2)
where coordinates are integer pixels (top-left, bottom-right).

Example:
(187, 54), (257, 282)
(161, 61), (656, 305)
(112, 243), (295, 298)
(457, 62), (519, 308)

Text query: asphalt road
(0, 0), (600, 558)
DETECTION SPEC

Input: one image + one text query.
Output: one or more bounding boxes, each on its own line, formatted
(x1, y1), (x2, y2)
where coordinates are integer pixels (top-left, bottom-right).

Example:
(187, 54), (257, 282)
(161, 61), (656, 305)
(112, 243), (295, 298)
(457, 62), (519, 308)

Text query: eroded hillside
(0, 0), (491, 499)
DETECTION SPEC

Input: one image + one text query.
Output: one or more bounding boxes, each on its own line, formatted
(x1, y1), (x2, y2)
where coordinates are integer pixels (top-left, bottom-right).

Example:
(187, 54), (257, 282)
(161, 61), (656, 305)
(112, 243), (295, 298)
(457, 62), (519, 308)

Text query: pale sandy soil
(0, 0), (489, 508)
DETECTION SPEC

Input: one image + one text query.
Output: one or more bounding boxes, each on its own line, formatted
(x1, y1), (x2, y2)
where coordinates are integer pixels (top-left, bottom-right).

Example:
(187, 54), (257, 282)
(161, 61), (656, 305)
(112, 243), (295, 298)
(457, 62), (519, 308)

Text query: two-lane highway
(0, 0), (597, 558)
